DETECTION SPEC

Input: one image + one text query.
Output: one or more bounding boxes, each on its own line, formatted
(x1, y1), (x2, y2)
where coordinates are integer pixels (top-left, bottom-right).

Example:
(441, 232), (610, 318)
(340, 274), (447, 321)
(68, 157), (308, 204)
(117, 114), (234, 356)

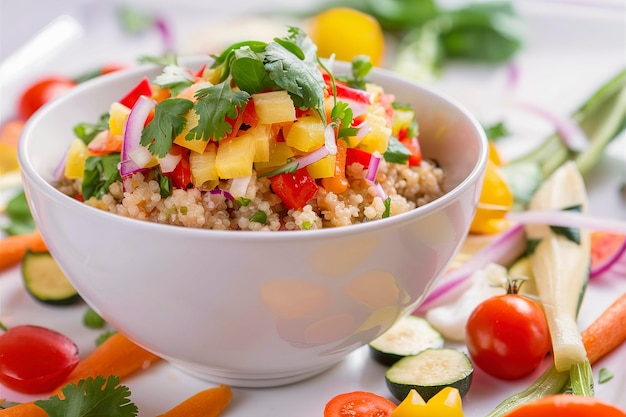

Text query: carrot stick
(156, 385), (233, 417)
(0, 333), (160, 416)
(54, 332), (160, 393)
(502, 394), (626, 417)
(0, 230), (48, 272)
(582, 291), (626, 365)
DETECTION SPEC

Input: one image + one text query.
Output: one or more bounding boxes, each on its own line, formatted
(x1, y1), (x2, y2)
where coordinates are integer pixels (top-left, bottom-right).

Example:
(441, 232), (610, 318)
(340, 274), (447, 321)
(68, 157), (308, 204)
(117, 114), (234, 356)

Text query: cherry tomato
(324, 391), (396, 417)
(0, 325), (79, 393)
(17, 76), (76, 120)
(465, 294), (551, 380)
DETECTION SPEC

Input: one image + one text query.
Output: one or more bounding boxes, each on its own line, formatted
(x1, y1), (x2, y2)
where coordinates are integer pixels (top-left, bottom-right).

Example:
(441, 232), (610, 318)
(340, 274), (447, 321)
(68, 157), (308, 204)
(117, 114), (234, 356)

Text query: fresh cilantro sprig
(82, 154), (122, 200)
(34, 375), (137, 417)
(331, 101), (358, 139)
(190, 82), (250, 142)
(141, 98), (194, 157)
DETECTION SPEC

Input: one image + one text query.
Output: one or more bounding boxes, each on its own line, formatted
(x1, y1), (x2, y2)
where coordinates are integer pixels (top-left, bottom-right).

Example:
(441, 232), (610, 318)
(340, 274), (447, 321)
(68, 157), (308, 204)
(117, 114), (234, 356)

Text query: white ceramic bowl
(19, 58), (487, 387)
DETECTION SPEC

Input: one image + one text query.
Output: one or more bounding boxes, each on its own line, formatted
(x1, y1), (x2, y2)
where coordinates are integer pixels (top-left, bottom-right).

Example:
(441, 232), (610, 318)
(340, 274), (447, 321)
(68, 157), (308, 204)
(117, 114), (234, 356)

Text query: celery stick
(503, 69), (626, 210)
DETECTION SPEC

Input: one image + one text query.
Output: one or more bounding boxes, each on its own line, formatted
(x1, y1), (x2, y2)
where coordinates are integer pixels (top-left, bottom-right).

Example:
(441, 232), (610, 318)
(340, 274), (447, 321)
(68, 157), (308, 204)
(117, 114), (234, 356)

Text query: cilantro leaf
(382, 197), (392, 218)
(347, 55), (373, 89)
(331, 101), (358, 139)
(210, 40), (268, 77)
(82, 154), (122, 200)
(1, 190), (35, 235)
(189, 81), (250, 142)
(153, 64), (195, 96)
(34, 375), (137, 417)
(230, 48), (276, 94)
(264, 27), (326, 119)
(141, 98), (194, 157)
(250, 210), (267, 224)
(74, 113), (110, 145)
(383, 136), (412, 164)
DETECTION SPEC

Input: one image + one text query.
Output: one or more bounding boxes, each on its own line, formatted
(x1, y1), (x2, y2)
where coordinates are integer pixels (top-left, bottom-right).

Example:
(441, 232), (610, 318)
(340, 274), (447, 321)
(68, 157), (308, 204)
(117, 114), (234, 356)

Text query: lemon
(0, 143), (19, 175)
(309, 7), (385, 67)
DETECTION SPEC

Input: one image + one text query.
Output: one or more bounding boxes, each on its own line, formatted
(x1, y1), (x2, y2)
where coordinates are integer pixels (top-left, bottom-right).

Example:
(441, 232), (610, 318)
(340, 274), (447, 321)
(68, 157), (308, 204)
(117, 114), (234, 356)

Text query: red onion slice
(119, 95), (156, 177)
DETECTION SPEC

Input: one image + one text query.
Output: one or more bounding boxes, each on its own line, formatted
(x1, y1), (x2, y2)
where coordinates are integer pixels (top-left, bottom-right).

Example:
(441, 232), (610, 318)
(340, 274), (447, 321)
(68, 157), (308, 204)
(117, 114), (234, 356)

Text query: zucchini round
(369, 315), (444, 366)
(21, 250), (80, 305)
(385, 347), (473, 402)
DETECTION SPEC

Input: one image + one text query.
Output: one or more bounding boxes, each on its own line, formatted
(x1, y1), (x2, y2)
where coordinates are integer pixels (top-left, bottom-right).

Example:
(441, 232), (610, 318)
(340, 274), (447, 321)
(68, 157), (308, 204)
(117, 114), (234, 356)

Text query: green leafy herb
(346, 55), (373, 89)
(0, 321), (7, 331)
(141, 98), (194, 157)
(210, 40), (268, 80)
(236, 196), (252, 207)
(230, 48), (275, 94)
(83, 307), (106, 329)
(257, 161), (299, 178)
(189, 82), (250, 142)
(331, 101), (358, 139)
(155, 170), (171, 197)
(382, 197), (392, 218)
(383, 136), (412, 164)
(1, 190), (35, 235)
(484, 121), (510, 141)
(74, 113), (110, 145)
(301, 221), (312, 230)
(153, 65), (195, 96)
(598, 368), (614, 384)
(137, 52), (179, 67)
(96, 330), (117, 347)
(250, 211), (267, 224)
(264, 27), (327, 120)
(550, 205), (582, 244)
(82, 155), (122, 200)
(34, 375), (138, 417)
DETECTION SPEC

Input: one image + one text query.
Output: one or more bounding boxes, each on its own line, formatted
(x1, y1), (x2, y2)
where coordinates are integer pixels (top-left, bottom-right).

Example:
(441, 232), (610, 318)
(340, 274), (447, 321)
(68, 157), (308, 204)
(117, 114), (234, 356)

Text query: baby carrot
(156, 384), (233, 417)
(0, 230), (48, 272)
(582, 291), (626, 364)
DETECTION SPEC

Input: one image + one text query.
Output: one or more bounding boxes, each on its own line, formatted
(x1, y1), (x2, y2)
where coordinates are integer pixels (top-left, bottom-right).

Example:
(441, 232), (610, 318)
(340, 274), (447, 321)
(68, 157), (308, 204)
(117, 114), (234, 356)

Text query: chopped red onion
(155, 15), (174, 52)
(324, 124), (337, 156)
(416, 224), (527, 313)
(294, 145), (330, 169)
(366, 151), (382, 182)
(209, 188), (234, 201)
(119, 95), (156, 177)
(52, 149), (68, 181)
(591, 236), (626, 278)
(354, 120), (370, 140)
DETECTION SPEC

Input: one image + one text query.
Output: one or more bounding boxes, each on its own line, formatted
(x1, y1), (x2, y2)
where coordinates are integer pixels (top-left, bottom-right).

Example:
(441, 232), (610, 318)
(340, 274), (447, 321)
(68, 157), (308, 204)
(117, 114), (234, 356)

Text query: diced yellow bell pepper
(254, 142), (295, 172)
(108, 102), (131, 137)
(189, 142), (218, 187)
(64, 139), (89, 180)
(252, 90), (296, 124)
(307, 153), (336, 179)
(469, 159), (513, 234)
(285, 115), (326, 152)
(215, 133), (255, 179)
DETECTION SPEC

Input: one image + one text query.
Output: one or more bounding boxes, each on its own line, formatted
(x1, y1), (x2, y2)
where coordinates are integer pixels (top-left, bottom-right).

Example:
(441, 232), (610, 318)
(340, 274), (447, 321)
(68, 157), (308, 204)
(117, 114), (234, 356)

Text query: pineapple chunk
(359, 105), (391, 154)
(392, 107), (415, 137)
(285, 115), (326, 152)
(307, 154), (336, 179)
(64, 139), (89, 180)
(250, 124), (272, 163)
(173, 111), (207, 153)
(252, 91), (296, 124)
(190, 142), (218, 187)
(109, 102), (131, 137)
(254, 142), (295, 171)
(216, 133), (256, 178)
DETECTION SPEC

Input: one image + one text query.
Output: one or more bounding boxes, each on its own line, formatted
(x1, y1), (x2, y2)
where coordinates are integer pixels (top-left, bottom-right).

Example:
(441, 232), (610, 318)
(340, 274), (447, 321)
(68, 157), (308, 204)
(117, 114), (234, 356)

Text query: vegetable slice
(0, 229), (47, 272)
(22, 250), (80, 305)
(324, 391), (396, 417)
(590, 231), (626, 278)
(156, 384), (232, 417)
(385, 348), (473, 402)
(369, 315), (444, 366)
(501, 394), (626, 417)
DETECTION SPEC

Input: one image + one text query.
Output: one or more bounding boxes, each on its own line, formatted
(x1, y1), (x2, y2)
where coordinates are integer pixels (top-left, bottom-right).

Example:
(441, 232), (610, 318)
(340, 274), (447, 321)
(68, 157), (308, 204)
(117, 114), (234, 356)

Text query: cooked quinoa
(59, 159), (444, 231)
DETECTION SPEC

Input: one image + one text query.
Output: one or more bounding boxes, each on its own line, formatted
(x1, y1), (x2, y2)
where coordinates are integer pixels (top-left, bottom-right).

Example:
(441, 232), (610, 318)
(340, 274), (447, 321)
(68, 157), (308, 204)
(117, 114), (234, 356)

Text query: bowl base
(169, 359), (341, 388)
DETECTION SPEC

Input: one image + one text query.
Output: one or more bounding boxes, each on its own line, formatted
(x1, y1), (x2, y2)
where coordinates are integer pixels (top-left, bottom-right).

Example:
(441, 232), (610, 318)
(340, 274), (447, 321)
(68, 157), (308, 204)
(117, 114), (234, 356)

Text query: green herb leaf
(156, 170), (171, 197)
(137, 52), (178, 67)
(331, 101), (358, 139)
(96, 330), (117, 347)
(257, 161), (299, 178)
(82, 154), (122, 200)
(236, 196), (251, 207)
(382, 197), (392, 218)
(383, 136), (412, 164)
(347, 55), (373, 89)
(550, 205), (582, 244)
(74, 113), (110, 145)
(231, 49), (276, 94)
(598, 368), (614, 384)
(83, 307), (106, 329)
(153, 65), (195, 96)
(1, 190), (35, 235)
(118, 6), (154, 34)
(189, 81), (250, 142)
(141, 98), (194, 157)
(264, 27), (326, 119)
(35, 375), (138, 417)
(250, 211), (267, 224)
(484, 121), (510, 141)
(210, 40), (268, 75)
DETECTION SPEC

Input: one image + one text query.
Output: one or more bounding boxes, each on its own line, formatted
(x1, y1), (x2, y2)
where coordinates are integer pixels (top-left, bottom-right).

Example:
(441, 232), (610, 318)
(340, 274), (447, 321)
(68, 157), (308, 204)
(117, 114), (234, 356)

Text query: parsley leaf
(141, 98), (194, 157)
(189, 81), (250, 142)
(82, 154), (122, 200)
(34, 375), (138, 417)
(264, 27), (326, 120)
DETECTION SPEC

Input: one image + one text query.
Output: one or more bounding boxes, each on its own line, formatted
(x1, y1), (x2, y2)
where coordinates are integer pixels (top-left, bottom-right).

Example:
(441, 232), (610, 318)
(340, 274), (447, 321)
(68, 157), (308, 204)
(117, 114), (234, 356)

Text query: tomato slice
(17, 76), (76, 120)
(0, 325), (79, 393)
(324, 391), (396, 417)
(270, 169), (319, 210)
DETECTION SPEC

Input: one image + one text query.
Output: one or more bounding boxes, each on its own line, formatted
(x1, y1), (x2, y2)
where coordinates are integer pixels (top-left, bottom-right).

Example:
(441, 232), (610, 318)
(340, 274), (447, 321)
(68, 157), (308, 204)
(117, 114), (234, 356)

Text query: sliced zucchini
(385, 348), (473, 402)
(21, 250), (80, 305)
(369, 315), (444, 366)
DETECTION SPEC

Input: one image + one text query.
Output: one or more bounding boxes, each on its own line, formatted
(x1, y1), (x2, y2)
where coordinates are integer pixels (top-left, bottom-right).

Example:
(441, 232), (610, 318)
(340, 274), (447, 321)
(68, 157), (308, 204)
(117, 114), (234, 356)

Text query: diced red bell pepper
(119, 76), (153, 108)
(241, 100), (258, 128)
(345, 147), (372, 168)
(322, 73), (372, 106)
(270, 169), (319, 210)
(400, 137), (423, 166)
(165, 149), (192, 189)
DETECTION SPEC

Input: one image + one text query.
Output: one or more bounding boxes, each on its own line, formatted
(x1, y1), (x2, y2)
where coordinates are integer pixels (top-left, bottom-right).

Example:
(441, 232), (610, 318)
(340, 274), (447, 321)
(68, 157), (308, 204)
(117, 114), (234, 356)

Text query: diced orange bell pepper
(469, 159), (513, 235)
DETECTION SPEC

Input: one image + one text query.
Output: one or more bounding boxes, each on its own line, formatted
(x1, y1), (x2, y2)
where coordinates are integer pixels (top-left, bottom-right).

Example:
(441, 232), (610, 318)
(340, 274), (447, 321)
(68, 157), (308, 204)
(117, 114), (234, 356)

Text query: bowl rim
(18, 57), (488, 242)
